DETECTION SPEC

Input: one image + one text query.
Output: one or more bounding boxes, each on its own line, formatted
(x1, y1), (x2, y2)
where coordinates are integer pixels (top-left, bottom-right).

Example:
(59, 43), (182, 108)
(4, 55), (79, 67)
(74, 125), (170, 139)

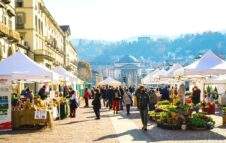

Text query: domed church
(114, 54), (141, 86)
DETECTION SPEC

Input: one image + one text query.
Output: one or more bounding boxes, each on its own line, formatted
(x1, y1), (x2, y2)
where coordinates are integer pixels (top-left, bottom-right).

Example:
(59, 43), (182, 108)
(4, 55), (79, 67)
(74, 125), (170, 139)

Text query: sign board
(0, 77), (12, 131)
(34, 110), (47, 119)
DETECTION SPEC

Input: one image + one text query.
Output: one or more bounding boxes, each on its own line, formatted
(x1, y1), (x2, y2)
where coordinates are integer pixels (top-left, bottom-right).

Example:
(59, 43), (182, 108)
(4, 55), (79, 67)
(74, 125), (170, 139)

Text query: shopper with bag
(123, 88), (132, 115)
(149, 89), (157, 111)
(136, 85), (149, 131)
(68, 88), (79, 118)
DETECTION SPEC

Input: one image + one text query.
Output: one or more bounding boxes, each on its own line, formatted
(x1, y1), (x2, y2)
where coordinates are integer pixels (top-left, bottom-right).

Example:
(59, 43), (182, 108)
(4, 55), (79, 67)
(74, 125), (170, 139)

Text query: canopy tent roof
(164, 64), (183, 78)
(174, 50), (226, 77)
(0, 51), (58, 81)
(142, 69), (160, 84)
(151, 69), (167, 79)
(98, 77), (121, 86)
(54, 66), (77, 82)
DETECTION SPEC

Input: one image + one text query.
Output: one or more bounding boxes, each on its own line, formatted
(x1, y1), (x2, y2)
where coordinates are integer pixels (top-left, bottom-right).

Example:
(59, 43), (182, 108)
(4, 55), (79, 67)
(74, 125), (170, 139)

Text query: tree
(78, 61), (92, 82)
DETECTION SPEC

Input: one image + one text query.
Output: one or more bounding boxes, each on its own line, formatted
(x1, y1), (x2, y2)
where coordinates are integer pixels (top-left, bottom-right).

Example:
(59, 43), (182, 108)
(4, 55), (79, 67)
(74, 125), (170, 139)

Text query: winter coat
(136, 91), (149, 110)
(106, 88), (113, 101)
(123, 91), (132, 105)
(113, 89), (121, 100)
(84, 90), (89, 99)
(192, 89), (201, 105)
(161, 88), (170, 100)
(92, 94), (101, 109)
(38, 87), (46, 100)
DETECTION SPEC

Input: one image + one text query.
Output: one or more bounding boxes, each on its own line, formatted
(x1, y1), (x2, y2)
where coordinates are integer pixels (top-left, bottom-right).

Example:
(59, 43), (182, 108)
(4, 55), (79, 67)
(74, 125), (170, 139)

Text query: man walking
(136, 85), (149, 131)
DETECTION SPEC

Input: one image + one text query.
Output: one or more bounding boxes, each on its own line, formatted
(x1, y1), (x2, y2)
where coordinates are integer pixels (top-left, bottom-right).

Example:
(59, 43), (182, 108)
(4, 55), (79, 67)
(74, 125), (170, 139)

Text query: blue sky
(45, 0), (226, 41)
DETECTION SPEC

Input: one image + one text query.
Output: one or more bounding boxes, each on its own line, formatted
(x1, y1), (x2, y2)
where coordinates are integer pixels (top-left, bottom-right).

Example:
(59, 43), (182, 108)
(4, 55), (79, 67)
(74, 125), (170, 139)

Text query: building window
(16, 13), (25, 29)
(35, 15), (37, 30)
(16, 0), (24, 7)
(8, 19), (12, 29)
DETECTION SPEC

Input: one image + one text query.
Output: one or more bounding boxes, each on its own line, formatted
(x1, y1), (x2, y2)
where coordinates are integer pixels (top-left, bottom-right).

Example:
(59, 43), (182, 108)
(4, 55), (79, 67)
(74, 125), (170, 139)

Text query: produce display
(12, 96), (47, 111)
(149, 100), (216, 130)
(222, 107), (226, 114)
(191, 113), (215, 129)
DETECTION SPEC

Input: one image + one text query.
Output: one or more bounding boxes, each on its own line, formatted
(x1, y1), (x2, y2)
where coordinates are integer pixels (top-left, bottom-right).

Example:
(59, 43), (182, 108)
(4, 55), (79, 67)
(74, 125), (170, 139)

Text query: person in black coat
(119, 86), (124, 110)
(192, 86), (201, 105)
(161, 86), (170, 101)
(107, 86), (114, 110)
(38, 85), (47, 100)
(92, 89), (101, 120)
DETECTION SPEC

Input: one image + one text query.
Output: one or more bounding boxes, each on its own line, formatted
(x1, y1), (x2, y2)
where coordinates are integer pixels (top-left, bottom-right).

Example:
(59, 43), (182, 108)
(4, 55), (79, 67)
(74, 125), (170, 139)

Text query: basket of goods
(197, 101), (210, 113)
(191, 113), (215, 130)
(34, 95), (47, 109)
(168, 105), (178, 118)
(178, 104), (191, 116)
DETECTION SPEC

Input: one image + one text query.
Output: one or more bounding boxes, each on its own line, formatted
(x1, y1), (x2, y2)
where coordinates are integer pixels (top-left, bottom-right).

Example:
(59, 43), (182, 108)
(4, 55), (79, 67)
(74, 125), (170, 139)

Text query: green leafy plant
(179, 104), (190, 111)
(158, 100), (170, 105)
(222, 107), (226, 113)
(191, 113), (215, 129)
(168, 105), (178, 112)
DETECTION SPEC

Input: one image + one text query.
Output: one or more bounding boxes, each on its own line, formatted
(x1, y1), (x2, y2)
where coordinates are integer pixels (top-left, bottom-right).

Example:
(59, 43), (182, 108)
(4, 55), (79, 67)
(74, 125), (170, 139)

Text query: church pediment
(119, 64), (140, 69)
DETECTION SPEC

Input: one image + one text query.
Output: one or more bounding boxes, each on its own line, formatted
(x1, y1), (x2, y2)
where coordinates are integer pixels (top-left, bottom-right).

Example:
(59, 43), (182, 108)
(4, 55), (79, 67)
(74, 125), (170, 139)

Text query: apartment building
(0, 0), (27, 61)
(15, 0), (78, 73)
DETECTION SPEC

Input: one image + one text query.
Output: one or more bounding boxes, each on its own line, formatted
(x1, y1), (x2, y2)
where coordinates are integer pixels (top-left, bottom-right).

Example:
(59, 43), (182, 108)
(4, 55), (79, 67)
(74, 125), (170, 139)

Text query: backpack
(149, 92), (157, 104)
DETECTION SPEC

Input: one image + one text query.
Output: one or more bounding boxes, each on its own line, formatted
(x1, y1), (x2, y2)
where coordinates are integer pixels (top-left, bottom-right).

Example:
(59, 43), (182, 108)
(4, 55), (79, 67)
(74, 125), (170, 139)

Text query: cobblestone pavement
(120, 106), (226, 143)
(0, 101), (119, 143)
(1, 101), (226, 143)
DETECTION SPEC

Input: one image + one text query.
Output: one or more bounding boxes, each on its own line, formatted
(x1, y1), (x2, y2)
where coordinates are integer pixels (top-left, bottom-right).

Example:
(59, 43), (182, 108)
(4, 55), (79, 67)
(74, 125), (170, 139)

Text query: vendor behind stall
(38, 85), (47, 100)
(191, 86), (201, 105)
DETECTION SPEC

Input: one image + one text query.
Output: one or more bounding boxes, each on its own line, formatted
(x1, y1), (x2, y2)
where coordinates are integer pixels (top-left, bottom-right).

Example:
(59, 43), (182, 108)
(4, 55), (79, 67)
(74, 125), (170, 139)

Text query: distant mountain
(72, 31), (226, 67)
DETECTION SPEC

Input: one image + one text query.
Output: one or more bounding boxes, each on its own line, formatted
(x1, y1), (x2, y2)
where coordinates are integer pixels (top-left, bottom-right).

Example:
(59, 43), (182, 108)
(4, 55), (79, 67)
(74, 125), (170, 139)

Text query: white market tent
(0, 51), (58, 81)
(174, 50), (226, 78)
(164, 64), (183, 78)
(142, 69), (160, 84)
(151, 69), (167, 79)
(98, 77), (121, 87)
(54, 66), (77, 82)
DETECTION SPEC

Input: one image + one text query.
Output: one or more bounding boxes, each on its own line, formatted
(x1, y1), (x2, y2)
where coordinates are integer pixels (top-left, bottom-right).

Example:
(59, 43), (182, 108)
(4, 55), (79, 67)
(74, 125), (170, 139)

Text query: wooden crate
(223, 114), (226, 125)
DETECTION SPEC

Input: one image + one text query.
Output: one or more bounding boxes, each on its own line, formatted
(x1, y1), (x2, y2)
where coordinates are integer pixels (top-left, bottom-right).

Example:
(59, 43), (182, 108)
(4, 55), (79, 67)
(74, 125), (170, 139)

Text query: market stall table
(12, 110), (52, 129)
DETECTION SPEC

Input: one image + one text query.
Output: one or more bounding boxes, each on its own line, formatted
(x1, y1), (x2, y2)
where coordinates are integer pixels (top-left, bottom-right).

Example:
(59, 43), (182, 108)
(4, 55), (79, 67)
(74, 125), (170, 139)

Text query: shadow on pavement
(94, 127), (226, 142)
(93, 129), (150, 142)
(61, 119), (93, 125)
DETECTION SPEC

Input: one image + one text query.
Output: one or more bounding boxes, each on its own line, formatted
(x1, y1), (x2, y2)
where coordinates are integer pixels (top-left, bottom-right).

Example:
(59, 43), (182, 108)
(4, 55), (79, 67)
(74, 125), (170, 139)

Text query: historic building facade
(0, 0), (28, 61)
(60, 25), (79, 75)
(15, 0), (78, 75)
(114, 54), (141, 86)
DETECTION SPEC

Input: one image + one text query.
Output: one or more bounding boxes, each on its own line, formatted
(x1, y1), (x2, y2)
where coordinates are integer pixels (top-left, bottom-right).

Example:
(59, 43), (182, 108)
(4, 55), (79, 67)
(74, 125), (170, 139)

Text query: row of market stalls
(0, 51), (85, 131)
(141, 50), (226, 130)
(142, 50), (226, 94)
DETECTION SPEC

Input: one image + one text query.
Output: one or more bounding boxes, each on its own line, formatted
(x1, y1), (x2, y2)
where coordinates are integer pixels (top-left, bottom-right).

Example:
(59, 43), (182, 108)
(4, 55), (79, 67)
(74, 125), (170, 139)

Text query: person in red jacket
(84, 88), (90, 107)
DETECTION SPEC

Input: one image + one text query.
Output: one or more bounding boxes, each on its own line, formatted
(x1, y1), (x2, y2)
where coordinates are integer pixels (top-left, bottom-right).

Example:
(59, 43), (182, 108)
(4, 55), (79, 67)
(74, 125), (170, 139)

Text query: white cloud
(45, 0), (226, 41)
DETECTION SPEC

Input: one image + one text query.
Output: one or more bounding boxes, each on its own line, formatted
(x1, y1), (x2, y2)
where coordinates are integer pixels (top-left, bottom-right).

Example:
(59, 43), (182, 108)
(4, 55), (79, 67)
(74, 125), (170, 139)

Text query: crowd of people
(20, 83), (204, 132)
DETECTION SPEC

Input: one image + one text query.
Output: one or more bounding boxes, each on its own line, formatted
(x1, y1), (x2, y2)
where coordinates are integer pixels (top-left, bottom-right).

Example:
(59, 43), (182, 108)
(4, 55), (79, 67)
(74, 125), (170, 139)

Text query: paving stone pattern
(0, 101), (119, 143)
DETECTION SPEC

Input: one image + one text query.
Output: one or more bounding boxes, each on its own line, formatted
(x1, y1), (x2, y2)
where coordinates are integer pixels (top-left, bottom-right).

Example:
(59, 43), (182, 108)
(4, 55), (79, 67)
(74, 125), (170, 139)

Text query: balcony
(2, 0), (10, 4)
(8, 30), (20, 42)
(0, 22), (9, 37)
(53, 60), (61, 66)
(34, 49), (55, 61)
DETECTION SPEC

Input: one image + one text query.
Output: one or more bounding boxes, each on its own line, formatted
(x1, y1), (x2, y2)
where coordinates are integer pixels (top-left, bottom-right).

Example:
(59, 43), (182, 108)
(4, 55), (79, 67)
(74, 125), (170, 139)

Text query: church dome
(117, 54), (139, 63)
